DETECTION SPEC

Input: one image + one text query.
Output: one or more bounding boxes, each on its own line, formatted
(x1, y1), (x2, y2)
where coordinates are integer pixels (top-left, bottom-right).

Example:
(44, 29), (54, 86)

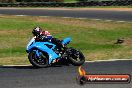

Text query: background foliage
(0, 0), (65, 3)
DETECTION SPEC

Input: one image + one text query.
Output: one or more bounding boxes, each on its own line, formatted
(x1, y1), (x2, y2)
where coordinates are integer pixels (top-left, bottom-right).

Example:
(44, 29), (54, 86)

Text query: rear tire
(68, 48), (85, 66)
(28, 50), (49, 68)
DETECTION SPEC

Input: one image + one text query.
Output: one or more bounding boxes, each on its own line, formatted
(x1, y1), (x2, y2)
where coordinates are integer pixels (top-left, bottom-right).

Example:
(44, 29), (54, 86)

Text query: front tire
(28, 50), (49, 68)
(68, 48), (85, 66)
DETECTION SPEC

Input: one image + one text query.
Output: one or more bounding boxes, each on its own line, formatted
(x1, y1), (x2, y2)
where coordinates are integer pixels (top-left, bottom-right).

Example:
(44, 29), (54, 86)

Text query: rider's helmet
(32, 27), (42, 36)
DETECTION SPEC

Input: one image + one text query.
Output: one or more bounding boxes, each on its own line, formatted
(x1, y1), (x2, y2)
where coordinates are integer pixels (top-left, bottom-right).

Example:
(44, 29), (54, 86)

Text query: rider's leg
(51, 38), (65, 49)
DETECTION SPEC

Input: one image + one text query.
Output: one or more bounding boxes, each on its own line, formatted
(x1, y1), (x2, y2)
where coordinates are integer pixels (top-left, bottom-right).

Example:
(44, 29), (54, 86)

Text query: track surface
(0, 60), (131, 88)
(0, 8), (132, 21)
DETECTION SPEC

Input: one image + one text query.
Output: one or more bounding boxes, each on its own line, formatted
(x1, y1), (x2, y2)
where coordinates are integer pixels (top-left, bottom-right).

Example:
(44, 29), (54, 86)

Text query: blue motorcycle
(26, 37), (85, 68)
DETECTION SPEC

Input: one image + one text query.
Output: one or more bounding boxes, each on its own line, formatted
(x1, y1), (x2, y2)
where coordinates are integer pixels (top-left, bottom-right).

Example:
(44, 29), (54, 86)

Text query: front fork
(32, 50), (43, 61)
(35, 50), (42, 57)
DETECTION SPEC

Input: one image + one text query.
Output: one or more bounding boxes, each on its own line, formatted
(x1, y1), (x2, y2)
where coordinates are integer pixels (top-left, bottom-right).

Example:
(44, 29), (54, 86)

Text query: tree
(8, 0), (16, 3)
(1, 0), (64, 2)
(0, 0), (16, 3)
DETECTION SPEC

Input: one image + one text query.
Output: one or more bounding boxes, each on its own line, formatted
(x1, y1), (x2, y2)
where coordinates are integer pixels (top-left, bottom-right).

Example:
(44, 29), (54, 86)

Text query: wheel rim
(71, 51), (84, 62)
(32, 51), (48, 65)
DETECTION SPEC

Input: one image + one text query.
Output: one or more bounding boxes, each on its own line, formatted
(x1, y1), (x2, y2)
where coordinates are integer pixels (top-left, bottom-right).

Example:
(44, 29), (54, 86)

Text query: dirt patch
(123, 38), (132, 46)
(70, 8), (132, 11)
(36, 17), (50, 23)
(85, 52), (108, 61)
(0, 29), (30, 36)
(36, 16), (131, 30)
(0, 56), (29, 65)
(0, 30), (18, 35)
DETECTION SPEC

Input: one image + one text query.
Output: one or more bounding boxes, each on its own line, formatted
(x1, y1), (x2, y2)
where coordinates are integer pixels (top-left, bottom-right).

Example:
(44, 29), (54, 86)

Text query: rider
(32, 27), (65, 49)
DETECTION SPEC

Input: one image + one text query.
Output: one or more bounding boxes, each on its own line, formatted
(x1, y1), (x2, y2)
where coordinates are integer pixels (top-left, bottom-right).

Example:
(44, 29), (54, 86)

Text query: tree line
(0, 0), (128, 3)
(0, 0), (64, 3)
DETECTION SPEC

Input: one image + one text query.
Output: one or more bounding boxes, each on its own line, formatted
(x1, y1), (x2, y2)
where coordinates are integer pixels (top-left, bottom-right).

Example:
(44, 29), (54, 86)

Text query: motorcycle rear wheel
(28, 50), (49, 68)
(68, 48), (85, 66)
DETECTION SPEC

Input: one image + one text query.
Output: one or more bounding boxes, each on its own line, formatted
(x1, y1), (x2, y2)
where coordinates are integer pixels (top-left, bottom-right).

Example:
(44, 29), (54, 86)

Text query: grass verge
(0, 15), (132, 65)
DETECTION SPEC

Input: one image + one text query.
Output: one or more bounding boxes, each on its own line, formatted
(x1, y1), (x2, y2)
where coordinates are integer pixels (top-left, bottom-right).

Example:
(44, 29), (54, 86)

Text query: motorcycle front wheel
(68, 48), (85, 66)
(28, 50), (49, 68)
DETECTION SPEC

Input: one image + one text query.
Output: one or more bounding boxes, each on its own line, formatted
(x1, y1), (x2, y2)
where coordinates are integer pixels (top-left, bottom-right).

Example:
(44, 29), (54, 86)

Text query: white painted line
(116, 21), (126, 23)
(39, 16), (50, 18)
(1, 14), (131, 24)
(85, 59), (132, 63)
(127, 22), (132, 23)
(92, 19), (101, 21)
(15, 15), (27, 17)
(2, 64), (31, 67)
(61, 17), (87, 20)
(76, 17), (87, 20)
(105, 20), (113, 22)
(62, 17), (73, 19)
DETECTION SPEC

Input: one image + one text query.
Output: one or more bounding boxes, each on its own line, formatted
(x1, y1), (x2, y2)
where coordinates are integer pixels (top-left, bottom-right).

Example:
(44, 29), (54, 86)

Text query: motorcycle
(26, 37), (85, 68)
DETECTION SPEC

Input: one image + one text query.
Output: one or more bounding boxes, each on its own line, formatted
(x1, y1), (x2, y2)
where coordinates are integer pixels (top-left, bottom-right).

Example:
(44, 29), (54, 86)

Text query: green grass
(0, 15), (132, 65)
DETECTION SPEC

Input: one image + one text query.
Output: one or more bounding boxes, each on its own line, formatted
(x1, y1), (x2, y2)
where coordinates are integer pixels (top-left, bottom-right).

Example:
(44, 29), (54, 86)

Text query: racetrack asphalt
(0, 8), (132, 22)
(0, 60), (131, 88)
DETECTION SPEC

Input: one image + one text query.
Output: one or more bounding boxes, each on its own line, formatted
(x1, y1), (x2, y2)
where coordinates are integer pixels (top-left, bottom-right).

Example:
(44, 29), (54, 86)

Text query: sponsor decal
(77, 66), (131, 85)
